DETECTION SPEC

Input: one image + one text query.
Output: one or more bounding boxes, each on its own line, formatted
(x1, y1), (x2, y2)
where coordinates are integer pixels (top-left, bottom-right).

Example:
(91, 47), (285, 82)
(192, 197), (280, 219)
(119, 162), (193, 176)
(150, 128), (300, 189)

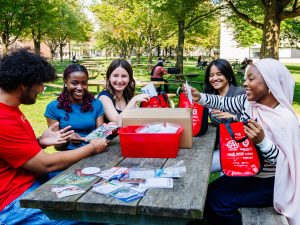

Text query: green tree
(92, 0), (171, 63)
(0, 0), (28, 54)
(225, 0), (300, 59)
(25, 0), (58, 55)
(281, 18), (300, 48)
(148, 0), (221, 73)
(44, 1), (92, 61)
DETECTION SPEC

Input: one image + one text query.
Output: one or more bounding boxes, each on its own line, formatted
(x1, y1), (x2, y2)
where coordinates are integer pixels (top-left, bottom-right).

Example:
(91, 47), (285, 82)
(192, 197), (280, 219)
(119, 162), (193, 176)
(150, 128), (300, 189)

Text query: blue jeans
(0, 180), (88, 225)
(204, 176), (274, 225)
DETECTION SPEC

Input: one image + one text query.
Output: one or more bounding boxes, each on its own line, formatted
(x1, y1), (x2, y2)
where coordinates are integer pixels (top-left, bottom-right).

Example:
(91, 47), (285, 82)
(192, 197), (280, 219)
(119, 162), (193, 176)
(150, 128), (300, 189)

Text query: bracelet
(89, 142), (96, 155)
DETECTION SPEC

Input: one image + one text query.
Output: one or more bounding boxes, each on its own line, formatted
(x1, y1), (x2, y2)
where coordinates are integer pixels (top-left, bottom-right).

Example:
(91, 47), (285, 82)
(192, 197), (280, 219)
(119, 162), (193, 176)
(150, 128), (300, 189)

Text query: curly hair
(0, 48), (56, 91)
(57, 64), (94, 115)
(204, 58), (238, 94)
(105, 59), (135, 103)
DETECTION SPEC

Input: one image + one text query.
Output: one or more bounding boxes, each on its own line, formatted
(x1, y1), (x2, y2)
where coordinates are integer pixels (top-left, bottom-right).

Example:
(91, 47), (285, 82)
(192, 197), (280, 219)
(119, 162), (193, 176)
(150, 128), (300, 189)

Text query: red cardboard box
(118, 126), (183, 158)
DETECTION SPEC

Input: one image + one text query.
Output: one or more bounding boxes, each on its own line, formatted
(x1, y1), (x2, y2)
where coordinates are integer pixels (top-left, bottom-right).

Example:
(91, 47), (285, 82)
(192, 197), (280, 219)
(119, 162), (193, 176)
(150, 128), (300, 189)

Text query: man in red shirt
(0, 49), (107, 224)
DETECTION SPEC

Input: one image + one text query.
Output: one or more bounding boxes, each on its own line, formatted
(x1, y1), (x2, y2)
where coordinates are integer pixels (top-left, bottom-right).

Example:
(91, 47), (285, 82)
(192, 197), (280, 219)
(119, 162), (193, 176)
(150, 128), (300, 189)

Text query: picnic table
(166, 73), (204, 90)
(20, 125), (217, 225)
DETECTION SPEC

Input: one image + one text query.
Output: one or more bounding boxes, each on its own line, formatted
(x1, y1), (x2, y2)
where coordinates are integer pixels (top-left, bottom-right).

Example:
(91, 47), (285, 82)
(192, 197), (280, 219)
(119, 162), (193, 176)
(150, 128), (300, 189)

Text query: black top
(97, 90), (122, 123)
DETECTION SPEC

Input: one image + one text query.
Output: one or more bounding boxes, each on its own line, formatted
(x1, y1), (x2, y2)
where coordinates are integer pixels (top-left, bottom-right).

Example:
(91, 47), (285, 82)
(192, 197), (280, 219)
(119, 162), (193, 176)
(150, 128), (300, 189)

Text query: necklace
(271, 101), (279, 109)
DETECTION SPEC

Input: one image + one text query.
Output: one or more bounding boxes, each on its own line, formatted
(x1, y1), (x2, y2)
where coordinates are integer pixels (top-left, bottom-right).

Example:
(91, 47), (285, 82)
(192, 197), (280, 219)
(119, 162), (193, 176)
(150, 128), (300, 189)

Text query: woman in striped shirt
(186, 58), (300, 225)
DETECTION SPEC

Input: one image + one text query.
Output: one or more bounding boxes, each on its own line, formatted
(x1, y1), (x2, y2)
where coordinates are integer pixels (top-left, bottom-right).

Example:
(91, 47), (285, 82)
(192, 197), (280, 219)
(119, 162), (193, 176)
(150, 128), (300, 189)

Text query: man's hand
(39, 122), (74, 147)
(243, 119), (265, 144)
(90, 138), (108, 154)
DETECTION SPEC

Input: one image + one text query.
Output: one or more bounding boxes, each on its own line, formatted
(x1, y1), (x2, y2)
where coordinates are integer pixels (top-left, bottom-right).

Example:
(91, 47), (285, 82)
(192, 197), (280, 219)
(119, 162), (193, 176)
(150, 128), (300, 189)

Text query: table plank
(20, 125), (217, 223)
(76, 158), (167, 215)
(138, 126), (216, 219)
(20, 138), (124, 210)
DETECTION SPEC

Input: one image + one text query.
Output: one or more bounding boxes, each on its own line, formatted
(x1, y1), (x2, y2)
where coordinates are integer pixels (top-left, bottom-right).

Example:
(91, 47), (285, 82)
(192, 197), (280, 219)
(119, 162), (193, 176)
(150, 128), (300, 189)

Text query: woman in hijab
(186, 58), (300, 225)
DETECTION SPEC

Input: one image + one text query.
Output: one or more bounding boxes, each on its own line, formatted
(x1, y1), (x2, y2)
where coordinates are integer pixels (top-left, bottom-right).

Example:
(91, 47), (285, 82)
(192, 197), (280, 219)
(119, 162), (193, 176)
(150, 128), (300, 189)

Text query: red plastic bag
(178, 93), (207, 136)
(140, 93), (169, 108)
(219, 121), (263, 176)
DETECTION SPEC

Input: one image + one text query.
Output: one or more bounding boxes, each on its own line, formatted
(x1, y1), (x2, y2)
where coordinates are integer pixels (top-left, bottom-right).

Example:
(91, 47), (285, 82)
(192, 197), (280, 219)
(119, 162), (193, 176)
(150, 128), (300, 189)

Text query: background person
(98, 59), (149, 126)
(196, 55), (202, 67)
(0, 49), (107, 225)
(204, 59), (245, 172)
(185, 58), (300, 225)
(150, 61), (169, 93)
(45, 64), (105, 150)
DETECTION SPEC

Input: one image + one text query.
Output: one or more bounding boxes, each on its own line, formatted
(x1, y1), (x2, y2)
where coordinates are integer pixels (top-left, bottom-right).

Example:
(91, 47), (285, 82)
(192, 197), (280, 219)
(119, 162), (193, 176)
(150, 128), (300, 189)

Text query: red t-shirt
(0, 102), (41, 211)
(151, 66), (167, 78)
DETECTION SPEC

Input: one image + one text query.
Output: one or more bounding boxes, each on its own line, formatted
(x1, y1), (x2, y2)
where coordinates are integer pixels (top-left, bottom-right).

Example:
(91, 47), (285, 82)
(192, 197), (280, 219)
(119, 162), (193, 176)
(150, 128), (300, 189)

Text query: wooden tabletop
(20, 125), (217, 225)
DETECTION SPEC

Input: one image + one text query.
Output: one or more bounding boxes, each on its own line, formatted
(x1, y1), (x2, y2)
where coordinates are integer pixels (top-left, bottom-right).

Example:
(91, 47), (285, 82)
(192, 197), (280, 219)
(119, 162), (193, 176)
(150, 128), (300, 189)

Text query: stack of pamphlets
(84, 123), (118, 142)
(92, 164), (187, 202)
(51, 185), (85, 198)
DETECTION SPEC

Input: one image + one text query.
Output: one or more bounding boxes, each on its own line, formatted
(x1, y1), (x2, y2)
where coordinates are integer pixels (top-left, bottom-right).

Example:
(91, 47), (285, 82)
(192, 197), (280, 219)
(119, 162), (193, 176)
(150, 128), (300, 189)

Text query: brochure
(139, 178), (173, 189)
(110, 188), (144, 202)
(84, 123), (118, 142)
(51, 185), (85, 198)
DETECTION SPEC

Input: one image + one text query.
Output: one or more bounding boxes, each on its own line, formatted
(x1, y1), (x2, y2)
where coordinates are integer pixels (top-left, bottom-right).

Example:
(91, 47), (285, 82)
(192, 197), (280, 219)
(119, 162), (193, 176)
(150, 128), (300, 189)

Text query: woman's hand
(90, 138), (108, 154)
(182, 84), (201, 102)
(39, 122), (74, 147)
(243, 119), (265, 144)
(69, 133), (85, 144)
(129, 93), (150, 108)
(211, 109), (236, 120)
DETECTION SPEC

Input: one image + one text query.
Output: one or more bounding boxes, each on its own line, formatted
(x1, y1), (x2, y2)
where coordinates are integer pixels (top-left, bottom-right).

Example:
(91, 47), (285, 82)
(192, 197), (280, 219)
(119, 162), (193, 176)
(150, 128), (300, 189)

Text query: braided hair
(57, 64), (94, 120)
(105, 59), (135, 103)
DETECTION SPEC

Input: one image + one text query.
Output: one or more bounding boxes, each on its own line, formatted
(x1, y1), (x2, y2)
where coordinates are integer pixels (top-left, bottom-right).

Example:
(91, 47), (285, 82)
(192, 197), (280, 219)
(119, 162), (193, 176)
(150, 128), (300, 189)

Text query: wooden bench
(241, 207), (288, 225)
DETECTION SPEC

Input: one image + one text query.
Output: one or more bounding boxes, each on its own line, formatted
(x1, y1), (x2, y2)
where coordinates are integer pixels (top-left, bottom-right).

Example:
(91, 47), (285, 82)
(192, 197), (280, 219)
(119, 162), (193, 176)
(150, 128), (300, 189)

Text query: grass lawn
(20, 58), (300, 157)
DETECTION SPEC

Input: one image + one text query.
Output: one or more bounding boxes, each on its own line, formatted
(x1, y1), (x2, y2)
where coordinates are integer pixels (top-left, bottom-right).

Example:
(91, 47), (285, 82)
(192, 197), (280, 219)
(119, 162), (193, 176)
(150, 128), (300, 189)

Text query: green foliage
(225, 0), (263, 47)
(92, 0), (173, 59)
(281, 18), (300, 48)
(228, 20), (262, 47)
(43, 0), (92, 60)
(0, 0), (29, 52)
(224, 0), (300, 58)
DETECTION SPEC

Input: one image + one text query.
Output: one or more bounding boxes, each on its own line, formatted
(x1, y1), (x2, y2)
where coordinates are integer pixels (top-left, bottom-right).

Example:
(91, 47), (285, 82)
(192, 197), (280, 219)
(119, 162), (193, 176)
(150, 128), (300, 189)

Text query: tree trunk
(176, 20), (185, 73)
(59, 43), (64, 62)
(157, 45), (161, 57)
(260, 1), (281, 59)
(148, 51), (153, 64)
(33, 38), (41, 55)
(136, 46), (141, 64)
(68, 40), (71, 61)
(1, 33), (8, 55)
(50, 49), (55, 61)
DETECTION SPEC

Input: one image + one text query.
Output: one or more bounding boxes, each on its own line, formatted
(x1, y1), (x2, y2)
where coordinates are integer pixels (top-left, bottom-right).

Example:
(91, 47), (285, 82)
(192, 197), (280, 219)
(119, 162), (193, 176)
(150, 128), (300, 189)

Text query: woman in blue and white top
(185, 58), (300, 225)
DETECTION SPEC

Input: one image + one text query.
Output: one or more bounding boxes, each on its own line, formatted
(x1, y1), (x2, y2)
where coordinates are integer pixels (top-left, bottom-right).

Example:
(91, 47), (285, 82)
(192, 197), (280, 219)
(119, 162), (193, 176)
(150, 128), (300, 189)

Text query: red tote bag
(140, 93), (169, 108)
(178, 93), (208, 136)
(219, 121), (263, 176)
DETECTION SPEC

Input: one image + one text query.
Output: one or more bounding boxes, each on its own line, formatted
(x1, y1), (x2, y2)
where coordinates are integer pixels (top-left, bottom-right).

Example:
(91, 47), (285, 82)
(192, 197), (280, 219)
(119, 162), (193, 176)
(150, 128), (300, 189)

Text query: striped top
(200, 93), (278, 178)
